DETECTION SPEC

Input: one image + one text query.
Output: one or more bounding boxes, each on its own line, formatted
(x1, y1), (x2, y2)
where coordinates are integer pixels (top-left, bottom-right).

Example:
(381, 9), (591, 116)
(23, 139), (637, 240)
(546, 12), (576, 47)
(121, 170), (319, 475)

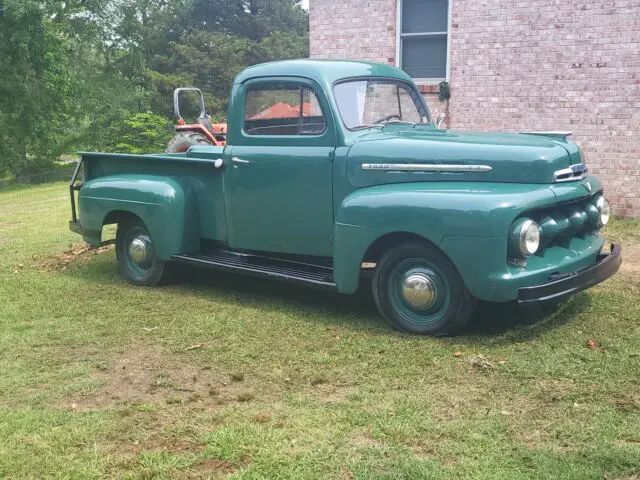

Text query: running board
(171, 250), (337, 290)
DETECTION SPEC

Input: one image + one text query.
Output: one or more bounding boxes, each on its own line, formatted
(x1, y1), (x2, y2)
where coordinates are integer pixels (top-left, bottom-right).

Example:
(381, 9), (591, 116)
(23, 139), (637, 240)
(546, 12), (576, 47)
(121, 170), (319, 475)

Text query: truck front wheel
(116, 219), (167, 286)
(372, 242), (476, 335)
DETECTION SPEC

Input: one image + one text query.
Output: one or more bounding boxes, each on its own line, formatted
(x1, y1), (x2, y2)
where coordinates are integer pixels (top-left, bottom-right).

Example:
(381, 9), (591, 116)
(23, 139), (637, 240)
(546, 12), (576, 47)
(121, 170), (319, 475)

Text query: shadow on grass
(461, 293), (591, 344)
(170, 264), (387, 331)
(68, 258), (589, 340)
(69, 258), (387, 333)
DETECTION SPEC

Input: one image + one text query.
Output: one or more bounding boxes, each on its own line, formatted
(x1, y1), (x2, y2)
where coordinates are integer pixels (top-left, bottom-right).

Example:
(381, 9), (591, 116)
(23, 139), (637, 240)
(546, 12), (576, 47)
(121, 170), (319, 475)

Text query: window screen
(244, 84), (326, 136)
(400, 0), (449, 79)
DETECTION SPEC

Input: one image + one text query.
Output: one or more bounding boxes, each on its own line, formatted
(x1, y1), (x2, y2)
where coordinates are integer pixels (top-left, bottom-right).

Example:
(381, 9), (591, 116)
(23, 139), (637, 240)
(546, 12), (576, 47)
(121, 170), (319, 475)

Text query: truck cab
(69, 59), (621, 335)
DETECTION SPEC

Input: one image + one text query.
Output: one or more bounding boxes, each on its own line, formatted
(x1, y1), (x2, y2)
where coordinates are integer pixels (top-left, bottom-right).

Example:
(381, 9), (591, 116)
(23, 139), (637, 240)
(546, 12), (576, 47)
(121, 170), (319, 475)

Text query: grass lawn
(1, 182), (639, 479)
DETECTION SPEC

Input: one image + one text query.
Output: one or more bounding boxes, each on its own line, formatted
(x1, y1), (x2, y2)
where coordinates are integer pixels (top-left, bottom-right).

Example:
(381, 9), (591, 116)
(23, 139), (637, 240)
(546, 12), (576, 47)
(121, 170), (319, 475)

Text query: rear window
(244, 84), (326, 136)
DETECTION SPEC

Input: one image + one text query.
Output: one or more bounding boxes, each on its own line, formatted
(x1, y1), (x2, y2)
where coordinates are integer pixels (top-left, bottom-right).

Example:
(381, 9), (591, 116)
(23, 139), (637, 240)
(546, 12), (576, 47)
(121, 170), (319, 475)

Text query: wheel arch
(360, 231), (462, 290)
(97, 210), (145, 246)
(333, 222), (451, 294)
(362, 231), (437, 264)
(77, 175), (200, 259)
(103, 210), (142, 227)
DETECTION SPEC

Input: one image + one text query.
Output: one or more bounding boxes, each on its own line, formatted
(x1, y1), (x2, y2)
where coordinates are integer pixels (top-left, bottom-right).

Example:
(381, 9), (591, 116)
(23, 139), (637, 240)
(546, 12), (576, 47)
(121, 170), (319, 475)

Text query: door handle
(232, 157), (250, 164)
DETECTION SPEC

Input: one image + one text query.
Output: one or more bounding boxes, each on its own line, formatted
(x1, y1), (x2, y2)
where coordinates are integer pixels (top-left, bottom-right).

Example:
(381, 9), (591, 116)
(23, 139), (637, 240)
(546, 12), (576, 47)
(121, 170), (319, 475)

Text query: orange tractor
(166, 88), (227, 153)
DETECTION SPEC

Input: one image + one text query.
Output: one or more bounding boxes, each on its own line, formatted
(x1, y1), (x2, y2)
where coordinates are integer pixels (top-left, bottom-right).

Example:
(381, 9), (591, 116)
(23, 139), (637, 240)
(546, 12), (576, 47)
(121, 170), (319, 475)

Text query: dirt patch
(188, 459), (240, 477)
(608, 475), (640, 480)
(67, 342), (257, 411)
(41, 242), (114, 271)
(501, 379), (598, 451)
(619, 243), (640, 282)
(350, 428), (385, 449)
(304, 382), (360, 405)
(611, 393), (640, 412)
(534, 378), (578, 402)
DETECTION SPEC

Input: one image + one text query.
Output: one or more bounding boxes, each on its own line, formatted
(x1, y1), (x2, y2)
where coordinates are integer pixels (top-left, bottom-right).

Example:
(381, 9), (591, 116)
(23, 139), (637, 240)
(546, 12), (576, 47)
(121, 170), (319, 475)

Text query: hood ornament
(583, 181), (592, 193)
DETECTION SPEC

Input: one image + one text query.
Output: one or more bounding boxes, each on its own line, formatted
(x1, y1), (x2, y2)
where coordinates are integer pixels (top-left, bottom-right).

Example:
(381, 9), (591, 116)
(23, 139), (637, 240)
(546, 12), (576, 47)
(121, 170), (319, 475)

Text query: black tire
(115, 219), (167, 286)
(372, 241), (476, 336)
(165, 132), (211, 153)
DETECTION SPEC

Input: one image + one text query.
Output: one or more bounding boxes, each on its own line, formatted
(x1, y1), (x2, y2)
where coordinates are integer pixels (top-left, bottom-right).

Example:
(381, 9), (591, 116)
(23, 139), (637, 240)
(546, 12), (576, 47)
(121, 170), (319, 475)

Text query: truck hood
(346, 127), (583, 188)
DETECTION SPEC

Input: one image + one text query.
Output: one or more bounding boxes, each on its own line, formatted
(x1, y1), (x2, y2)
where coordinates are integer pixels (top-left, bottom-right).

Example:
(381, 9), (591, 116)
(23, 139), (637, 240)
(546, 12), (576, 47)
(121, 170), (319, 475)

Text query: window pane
(402, 35), (447, 78)
(362, 83), (399, 124)
(244, 85), (325, 136)
(402, 0), (448, 33)
(334, 80), (427, 129)
(301, 88), (326, 135)
(398, 89), (422, 123)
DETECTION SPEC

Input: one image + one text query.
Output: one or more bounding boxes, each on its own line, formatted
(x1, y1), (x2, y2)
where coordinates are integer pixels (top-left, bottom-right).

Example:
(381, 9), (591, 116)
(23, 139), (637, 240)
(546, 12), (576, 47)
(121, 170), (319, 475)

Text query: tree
(0, 0), (309, 176)
(0, 1), (71, 173)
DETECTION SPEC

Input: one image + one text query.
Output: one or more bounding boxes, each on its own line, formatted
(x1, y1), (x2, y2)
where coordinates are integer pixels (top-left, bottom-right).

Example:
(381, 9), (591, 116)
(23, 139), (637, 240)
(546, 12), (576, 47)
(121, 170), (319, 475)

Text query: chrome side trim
(361, 163), (492, 172)
(553, 163), (588, 182)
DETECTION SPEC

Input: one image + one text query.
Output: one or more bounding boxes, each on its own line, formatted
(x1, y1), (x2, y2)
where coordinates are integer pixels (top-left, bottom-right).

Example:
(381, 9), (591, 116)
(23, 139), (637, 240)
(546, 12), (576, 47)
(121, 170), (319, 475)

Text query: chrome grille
(533, 194), (600, 249)
(553, 163), (588, 183)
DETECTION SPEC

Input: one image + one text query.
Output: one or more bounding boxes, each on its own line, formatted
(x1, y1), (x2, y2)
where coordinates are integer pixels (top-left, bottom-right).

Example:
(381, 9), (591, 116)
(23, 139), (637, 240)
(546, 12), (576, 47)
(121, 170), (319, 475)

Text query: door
(224, 79), (336, 257)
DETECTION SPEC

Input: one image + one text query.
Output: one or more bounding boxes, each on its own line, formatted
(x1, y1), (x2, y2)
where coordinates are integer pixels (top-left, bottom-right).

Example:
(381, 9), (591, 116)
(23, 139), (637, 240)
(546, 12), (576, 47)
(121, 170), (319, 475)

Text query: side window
(244, 84), (326, 136)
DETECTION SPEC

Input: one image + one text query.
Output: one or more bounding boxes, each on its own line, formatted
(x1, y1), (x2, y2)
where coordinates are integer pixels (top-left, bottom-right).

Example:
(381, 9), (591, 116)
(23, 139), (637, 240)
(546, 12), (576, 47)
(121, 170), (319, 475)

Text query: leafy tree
(104, 112), (174, 153)
(0, 0), (309, 176)
(0, 1), (71, 174)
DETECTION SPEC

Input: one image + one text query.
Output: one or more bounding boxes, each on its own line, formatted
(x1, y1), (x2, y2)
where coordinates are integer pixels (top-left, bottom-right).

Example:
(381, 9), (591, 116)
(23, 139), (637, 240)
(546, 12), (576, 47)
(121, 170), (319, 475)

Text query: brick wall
(309, 0), (397, 64)
(310, 0), (640, 217)
(449, 0), (640, 218)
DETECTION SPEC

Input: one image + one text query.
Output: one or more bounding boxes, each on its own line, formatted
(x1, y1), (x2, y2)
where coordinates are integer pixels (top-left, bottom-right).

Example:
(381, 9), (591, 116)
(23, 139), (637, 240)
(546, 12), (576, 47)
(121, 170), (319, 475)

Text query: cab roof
(233, 59), (414, 86)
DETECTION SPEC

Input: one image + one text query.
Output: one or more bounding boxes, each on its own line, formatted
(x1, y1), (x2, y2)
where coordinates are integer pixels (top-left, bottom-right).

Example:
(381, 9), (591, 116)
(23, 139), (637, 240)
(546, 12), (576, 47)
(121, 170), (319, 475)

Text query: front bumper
(517, 243), (621, 303)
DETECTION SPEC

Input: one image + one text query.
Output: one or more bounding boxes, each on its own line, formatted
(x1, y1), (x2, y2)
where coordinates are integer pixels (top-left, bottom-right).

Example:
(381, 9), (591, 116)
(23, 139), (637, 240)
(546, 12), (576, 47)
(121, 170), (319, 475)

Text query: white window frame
(395, 0), (452, 84)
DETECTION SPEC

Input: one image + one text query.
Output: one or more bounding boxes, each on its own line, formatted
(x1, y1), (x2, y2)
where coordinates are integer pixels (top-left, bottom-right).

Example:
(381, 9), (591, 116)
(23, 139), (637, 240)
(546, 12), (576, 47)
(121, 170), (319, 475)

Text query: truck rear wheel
(372, 242), (476, 335)
(165, 132), (211, 153)
(116, 219), (167, 286)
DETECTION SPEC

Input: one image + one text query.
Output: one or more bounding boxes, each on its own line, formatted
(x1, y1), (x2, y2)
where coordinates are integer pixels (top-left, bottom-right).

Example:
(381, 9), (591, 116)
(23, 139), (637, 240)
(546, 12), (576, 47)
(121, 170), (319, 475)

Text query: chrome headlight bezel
(519, 219), (541, 257)
(595, 196), (610, 227)
(509, 218), (542, 259)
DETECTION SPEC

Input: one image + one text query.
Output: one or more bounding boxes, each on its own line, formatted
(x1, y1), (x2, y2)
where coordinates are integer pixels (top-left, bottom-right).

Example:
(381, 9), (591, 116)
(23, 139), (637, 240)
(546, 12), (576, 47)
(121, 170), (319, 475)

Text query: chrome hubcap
(401, 273), (437, 310)
(128, 235), (151, 267)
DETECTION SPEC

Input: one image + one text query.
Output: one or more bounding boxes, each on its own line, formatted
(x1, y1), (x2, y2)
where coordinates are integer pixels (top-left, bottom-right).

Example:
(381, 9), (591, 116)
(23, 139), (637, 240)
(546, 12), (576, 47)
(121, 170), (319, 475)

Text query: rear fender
(78, 175), (199, 259)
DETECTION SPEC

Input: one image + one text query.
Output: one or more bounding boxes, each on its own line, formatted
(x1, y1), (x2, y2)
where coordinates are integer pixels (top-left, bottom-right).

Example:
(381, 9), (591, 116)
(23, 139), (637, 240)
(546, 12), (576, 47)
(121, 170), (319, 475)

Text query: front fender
(333, 182), (556, 294)
(78, 174), (199, 259)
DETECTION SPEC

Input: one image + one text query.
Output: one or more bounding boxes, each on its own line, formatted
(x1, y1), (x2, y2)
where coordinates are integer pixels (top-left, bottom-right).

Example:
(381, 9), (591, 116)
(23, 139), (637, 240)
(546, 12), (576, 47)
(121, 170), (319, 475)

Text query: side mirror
(436, 112), (446, 129)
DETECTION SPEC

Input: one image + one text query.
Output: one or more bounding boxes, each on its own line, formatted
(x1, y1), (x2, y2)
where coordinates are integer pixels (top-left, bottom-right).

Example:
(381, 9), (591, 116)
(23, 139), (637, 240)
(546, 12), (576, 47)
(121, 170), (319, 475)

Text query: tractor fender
(78, 174), (199, 259)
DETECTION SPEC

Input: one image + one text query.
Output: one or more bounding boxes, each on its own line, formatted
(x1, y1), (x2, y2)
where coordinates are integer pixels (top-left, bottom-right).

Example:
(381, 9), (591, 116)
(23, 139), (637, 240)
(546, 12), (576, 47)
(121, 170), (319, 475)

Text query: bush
(106, 112), (174, 154)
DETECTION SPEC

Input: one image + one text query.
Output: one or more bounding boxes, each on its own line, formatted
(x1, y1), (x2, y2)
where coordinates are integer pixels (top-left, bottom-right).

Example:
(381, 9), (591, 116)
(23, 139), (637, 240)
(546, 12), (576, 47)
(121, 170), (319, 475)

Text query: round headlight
(596, 196), (610, 227)
(519, 219), (541, 256)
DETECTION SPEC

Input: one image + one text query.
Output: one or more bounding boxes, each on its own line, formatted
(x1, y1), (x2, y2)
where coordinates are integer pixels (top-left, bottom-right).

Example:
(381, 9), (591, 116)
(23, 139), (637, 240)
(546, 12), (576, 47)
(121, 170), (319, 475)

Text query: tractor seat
(197, 116), (213, 132)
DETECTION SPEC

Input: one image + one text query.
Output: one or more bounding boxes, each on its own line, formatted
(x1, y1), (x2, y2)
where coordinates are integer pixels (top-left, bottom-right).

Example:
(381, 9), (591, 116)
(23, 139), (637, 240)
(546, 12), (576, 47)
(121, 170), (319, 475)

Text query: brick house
(309, 0), (640, 218)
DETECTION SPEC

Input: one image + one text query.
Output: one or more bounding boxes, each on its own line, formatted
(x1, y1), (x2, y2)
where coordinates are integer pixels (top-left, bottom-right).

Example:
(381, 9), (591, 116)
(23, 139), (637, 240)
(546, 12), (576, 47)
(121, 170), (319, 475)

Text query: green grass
(1, 182), (639, 479)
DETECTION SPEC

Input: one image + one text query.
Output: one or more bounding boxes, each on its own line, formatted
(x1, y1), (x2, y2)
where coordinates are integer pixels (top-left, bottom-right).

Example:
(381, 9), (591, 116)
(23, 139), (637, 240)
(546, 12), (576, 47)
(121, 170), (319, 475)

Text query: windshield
(333, 79), (430, 130)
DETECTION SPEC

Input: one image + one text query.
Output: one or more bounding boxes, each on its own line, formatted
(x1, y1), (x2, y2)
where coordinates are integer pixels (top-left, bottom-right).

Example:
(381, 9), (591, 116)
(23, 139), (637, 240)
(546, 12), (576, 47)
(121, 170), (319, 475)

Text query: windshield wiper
(351, 124), (385, 131)
(383, 120), (417, 126)
(351, 120), (427, 130)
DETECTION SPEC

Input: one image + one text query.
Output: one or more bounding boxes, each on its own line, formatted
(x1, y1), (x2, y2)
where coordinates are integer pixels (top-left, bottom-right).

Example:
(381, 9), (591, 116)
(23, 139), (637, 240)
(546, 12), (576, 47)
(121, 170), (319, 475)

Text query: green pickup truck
(69, 59), (621, 335)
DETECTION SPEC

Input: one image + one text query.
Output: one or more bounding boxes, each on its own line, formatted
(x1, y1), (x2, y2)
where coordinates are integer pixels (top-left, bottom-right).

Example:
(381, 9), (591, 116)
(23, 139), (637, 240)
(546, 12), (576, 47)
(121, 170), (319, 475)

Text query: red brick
(310, 0), (640, 217)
